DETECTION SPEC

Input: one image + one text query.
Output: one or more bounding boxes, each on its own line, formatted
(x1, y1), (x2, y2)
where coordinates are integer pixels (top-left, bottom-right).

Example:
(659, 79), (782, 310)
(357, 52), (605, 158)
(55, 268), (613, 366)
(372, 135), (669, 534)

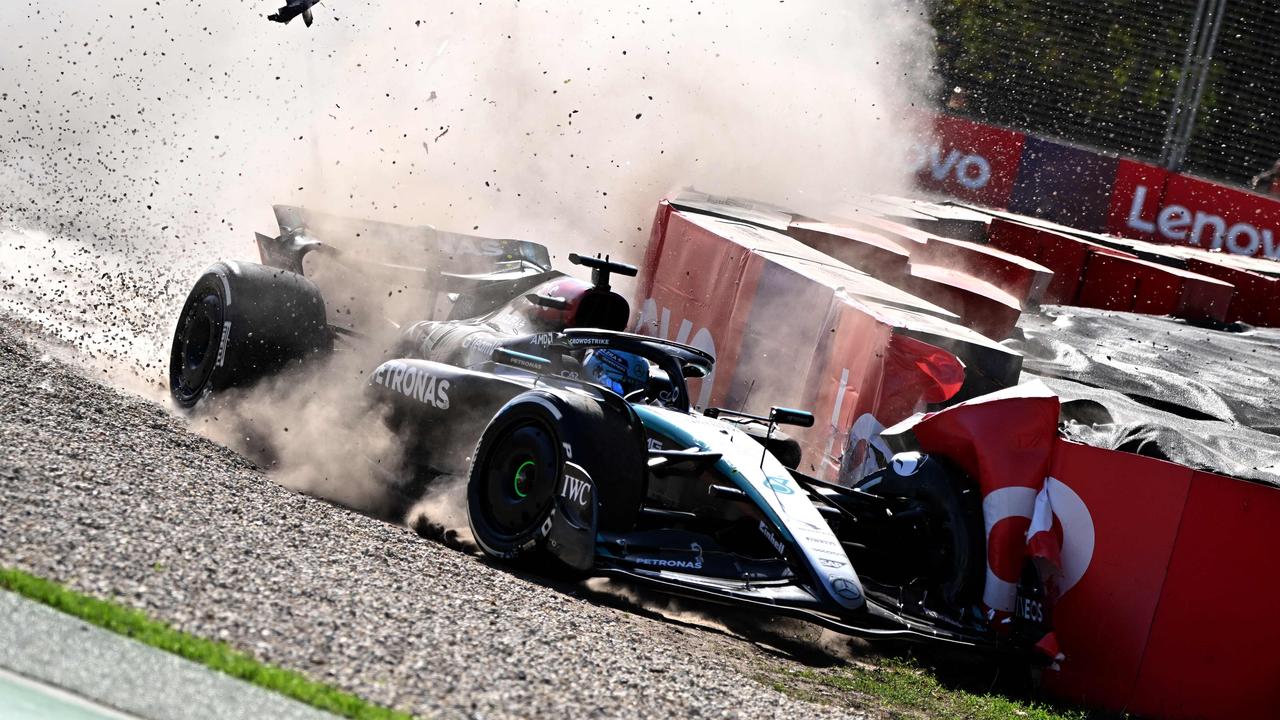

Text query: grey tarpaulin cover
(1012, 306), (1280, 485)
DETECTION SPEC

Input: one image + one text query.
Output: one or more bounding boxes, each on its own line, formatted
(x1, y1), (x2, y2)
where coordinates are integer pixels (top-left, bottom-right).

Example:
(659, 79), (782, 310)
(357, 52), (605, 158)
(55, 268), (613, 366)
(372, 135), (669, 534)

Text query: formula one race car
(169, 206), (1044, 653)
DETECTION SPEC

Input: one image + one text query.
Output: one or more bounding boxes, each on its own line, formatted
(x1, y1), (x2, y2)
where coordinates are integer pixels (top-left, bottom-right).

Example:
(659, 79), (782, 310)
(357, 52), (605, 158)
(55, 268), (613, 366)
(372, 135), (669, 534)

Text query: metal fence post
(1162, 0), (1227, 171)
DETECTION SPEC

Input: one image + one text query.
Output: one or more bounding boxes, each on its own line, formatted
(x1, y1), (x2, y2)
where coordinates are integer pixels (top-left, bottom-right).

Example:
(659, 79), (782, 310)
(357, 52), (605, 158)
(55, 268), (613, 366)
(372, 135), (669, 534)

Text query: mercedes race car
(169, 206), (1044, 653)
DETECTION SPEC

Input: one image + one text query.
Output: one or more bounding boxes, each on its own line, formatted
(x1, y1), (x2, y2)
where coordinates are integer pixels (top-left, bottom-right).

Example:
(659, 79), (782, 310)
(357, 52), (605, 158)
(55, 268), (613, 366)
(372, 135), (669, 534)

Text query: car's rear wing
(257, 205), (555, 335)
(263, 205), (552, 277)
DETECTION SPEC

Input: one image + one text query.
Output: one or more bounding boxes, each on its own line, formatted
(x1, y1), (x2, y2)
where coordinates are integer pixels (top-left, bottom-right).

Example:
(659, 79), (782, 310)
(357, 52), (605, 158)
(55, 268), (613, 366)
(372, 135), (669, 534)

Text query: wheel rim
(480, 419), (559, 538)
(172, 293), (223, 403)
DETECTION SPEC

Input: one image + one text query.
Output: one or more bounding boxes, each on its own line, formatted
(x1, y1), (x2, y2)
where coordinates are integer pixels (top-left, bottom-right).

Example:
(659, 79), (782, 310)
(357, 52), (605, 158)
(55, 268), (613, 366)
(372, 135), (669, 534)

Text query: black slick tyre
(467, 390), (647, 571)
(169, 261), (330, 409)
(467, 395), (570, 571)
(858, 453), (985, 608)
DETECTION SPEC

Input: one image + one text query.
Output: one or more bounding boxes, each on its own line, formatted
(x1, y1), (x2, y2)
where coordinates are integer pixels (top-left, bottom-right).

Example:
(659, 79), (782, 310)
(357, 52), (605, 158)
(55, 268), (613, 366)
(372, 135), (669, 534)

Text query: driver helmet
(583, 348), (649, 396)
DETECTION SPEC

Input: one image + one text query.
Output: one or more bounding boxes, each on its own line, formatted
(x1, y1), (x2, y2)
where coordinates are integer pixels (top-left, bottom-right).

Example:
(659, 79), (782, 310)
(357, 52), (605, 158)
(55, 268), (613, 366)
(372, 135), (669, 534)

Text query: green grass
(0, 567), (413, 720)
(761, 657), (1095, 720)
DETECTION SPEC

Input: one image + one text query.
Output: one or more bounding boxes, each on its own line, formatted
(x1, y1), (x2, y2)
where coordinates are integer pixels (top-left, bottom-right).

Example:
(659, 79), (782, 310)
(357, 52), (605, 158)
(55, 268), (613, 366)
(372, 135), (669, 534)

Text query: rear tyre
(169, 261), (330, 409)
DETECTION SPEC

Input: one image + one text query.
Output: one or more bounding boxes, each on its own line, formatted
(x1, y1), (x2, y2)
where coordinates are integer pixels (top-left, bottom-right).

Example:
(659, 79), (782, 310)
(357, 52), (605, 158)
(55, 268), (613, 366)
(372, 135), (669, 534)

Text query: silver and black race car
(169, 206), (1041, 654)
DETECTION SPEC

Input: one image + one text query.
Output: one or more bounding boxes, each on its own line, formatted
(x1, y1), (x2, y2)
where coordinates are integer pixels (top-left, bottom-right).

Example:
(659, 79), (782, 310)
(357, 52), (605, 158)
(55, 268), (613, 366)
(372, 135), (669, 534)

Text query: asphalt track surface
(0, 322), (863, 719)
(0, 668), (137, 720)
(0, 591), (333, 720)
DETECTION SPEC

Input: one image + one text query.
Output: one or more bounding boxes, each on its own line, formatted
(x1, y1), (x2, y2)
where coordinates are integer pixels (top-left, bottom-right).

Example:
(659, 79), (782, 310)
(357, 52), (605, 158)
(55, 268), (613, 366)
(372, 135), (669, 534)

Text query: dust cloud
(1, 1), (937, 525)
(189, 350), (408, 517)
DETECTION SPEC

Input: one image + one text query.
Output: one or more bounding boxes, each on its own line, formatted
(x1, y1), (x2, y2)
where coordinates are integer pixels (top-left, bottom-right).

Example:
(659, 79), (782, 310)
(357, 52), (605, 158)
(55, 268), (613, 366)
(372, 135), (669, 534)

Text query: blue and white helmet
(583, 348), (649, 395)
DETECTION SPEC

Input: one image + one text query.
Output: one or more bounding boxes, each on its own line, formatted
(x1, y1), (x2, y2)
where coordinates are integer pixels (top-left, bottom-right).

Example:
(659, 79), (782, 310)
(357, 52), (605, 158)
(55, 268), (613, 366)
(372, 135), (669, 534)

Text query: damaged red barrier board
(904, 385), (1280, 720)
(985, 217), (1118, 304)
(633, 195), (1021, 482)
(831, 207), (1054, 307)
(793, 214), (1051, 338)
(976, 212), (1236, 322)
(902, 263), (1024, 340)
(1184, 258), (1280, 326)
(785, 221), (912, 286)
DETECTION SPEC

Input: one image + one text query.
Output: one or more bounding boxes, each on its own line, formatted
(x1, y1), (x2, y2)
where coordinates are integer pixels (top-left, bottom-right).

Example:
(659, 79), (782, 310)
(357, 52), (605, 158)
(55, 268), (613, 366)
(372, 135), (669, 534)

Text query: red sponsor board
(1042, 442), (1192, 712)
(1128, 471), (1280, 720)
(911, 114), (1026, 208)
(1110, 168), (1280, 260)
(1105, 158), (1170, 241)
(914, 114), (1280, 264)
(1007, 137), (1119, 231)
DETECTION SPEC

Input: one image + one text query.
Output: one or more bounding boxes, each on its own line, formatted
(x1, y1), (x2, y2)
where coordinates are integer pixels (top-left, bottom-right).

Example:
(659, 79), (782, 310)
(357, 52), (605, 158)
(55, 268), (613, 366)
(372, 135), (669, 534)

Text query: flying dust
(0, 0), (935, 587)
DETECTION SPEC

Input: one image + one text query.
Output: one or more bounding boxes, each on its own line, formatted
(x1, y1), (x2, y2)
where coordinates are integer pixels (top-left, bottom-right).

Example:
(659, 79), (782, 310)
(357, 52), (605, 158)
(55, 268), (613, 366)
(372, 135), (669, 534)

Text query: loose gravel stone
(0, 324), (865, 719)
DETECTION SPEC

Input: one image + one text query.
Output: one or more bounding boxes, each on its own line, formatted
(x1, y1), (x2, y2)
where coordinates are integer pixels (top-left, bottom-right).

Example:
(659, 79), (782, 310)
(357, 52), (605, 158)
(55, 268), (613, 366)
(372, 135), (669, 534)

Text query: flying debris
(267, 0), (322, 27)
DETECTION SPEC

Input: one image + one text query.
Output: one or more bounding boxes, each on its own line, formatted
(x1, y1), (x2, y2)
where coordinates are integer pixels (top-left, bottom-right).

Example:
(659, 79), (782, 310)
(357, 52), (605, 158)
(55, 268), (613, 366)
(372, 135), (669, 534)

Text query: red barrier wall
(636, 202), (1020, 481)
(1050, 456), (1280, 719)
(1044, 442), (1192, 712)
(911, 114), (1025, 208)
(922, 113), (1280, 262)
(1075, 254), (1234, 322)
(1128, 471), (1280, 719)
(918, 392), (1280, 719)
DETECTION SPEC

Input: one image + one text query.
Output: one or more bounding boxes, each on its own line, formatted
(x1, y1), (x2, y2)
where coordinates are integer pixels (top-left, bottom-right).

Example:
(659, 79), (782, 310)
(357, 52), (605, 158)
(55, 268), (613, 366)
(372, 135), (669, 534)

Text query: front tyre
(467, 397), (569, 570)
(468, 389), (646, 572)
(856, 452), (985, 609)
(169, 261), (330, 409)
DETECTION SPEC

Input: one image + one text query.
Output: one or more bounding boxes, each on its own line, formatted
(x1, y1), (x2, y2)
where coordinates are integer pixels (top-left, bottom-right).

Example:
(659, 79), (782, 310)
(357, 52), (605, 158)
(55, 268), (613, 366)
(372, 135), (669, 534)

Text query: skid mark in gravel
(0, 323), (869, 720)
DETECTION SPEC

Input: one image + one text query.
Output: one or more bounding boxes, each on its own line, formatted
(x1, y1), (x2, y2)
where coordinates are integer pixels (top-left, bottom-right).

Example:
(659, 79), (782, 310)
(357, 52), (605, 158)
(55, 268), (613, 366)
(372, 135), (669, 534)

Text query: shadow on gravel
(430, 529), (1128, 718)
(219, 405), (1098, 719)
(273, 463), (1115, 718)
(234, 437), (1107, 718)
